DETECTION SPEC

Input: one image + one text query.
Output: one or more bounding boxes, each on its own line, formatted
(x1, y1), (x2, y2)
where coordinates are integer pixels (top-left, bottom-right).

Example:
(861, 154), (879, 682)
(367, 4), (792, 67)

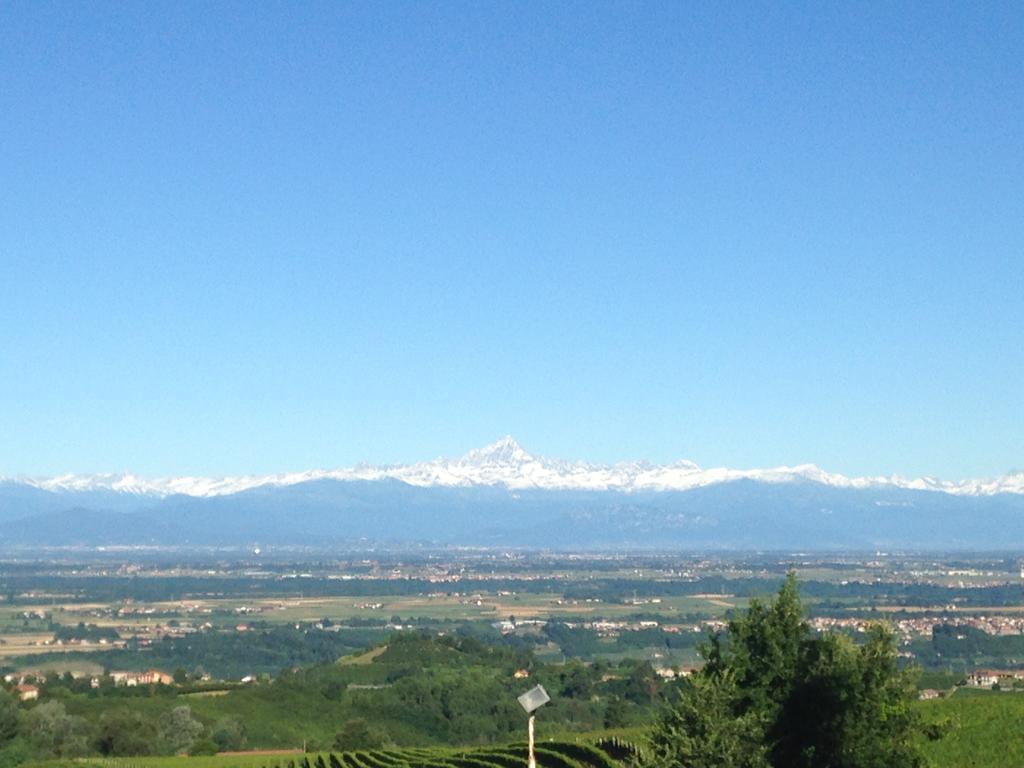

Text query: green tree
(650, 574), (927, 768)
(771, 625), (923, 768)
(23, 701), (92, 759)
(0, 738), (31, 768)
(702, 571), (807, 722)
(159, 705), (204, 754)
(650, 671), (767, 768)
(623, 661), (660, 705)
(602, 695), (630, 729)
(212, 716), (247, 752)
(333, 718), (388, 750)
(560, 660), (594, 699)
(0, 688), (19, 745)
(95, 710), (158, 756)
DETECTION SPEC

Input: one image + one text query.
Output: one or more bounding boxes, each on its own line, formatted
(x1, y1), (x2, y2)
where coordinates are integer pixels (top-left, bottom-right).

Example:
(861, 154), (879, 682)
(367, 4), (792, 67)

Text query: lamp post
(517, 684), (550, 768)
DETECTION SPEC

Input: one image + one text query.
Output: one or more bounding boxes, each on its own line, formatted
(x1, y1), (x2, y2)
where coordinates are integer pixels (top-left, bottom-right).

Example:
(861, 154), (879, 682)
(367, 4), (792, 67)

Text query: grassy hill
(919, 690), (1024, 767)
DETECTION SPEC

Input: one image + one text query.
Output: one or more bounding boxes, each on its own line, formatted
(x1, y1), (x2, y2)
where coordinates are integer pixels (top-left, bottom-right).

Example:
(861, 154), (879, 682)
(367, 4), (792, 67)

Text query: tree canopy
(650, 573), (927, 768)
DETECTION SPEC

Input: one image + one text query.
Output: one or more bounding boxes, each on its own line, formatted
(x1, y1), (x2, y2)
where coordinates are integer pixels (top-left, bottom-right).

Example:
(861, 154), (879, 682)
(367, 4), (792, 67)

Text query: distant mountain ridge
(5, 436), (1024, 498)
(4, 439), (1024, 549)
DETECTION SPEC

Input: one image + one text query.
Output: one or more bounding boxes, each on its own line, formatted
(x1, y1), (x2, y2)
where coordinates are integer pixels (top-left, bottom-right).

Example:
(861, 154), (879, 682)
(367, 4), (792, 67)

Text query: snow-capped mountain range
(7, 436), (1024, 498)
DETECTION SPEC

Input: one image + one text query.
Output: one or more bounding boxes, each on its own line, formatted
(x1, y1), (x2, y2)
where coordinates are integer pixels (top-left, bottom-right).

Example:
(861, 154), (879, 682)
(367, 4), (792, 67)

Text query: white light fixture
(517, 684), (550, 768)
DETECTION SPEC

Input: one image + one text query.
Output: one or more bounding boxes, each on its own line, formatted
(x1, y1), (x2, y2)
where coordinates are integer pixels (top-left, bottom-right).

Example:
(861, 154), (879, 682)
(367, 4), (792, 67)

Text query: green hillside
(919, 691), (1024, 767)
(20, 694), (1024, 768)
(0, 634), (662, 764)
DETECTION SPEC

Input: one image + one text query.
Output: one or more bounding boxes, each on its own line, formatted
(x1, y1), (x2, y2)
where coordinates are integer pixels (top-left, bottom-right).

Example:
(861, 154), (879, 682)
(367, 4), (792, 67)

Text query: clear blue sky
(1, 2), (1021, 479)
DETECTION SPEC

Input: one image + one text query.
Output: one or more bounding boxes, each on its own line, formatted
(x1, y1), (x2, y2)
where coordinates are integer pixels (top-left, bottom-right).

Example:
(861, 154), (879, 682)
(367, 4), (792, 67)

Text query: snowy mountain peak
(461, 435), (533, 466)
(5, 438), (1024, 499)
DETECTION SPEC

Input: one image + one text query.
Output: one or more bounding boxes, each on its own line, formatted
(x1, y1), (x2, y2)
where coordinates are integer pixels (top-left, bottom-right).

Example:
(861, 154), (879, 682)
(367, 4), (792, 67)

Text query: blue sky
(1, 2), (1021, 479)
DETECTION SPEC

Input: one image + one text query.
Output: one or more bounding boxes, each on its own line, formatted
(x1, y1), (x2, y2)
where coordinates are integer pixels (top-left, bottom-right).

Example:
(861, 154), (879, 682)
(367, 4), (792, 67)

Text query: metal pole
(528, 714), (536, 768)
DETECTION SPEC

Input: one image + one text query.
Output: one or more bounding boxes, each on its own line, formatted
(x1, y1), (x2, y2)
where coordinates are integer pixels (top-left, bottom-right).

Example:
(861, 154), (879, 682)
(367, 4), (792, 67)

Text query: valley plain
(3, 551), (1024, 767)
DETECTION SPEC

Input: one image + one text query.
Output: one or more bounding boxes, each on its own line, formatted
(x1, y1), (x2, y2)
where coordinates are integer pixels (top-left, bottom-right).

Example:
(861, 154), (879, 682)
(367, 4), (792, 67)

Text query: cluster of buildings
(5, 671), (76, 691)
(808, 614), (1024, 642)
(576, 618), (728, 637)
(493, 618), (546, 634)
(3, 668), (177, 697)
(588, 619), (661, 636)
(489, 616), (731, 639)
(39, 636), (117, 648)
(964, 669), (1024, 688)
(653, 666), (697, 679)
(109, 669), (175, 686)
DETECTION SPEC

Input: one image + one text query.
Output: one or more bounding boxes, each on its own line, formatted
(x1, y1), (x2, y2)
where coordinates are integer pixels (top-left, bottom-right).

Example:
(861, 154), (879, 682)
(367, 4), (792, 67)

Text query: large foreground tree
(649, 574), (926, 768)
